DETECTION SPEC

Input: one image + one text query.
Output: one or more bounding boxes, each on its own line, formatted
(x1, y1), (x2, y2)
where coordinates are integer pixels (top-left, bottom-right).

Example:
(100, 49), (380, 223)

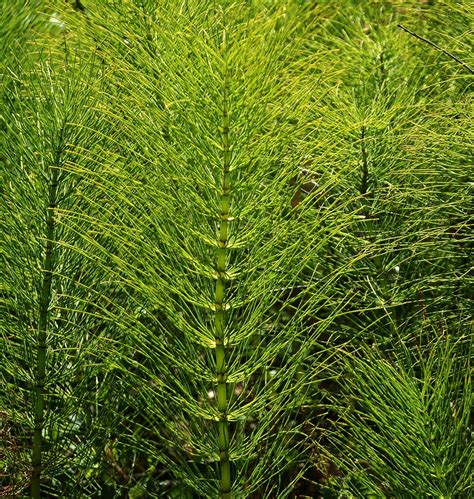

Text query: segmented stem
(360, 125), (369, 197)
(31, 167), (58, 498)
(214, 71), (232, 498)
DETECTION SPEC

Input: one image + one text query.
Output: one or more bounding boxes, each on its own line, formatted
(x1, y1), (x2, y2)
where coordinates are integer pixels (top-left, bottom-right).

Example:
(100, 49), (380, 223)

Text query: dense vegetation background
(1, 0), (472, 497)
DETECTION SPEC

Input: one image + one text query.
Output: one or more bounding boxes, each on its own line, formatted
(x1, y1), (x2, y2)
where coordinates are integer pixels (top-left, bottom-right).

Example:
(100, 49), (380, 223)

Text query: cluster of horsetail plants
(1, 1), (472, 497)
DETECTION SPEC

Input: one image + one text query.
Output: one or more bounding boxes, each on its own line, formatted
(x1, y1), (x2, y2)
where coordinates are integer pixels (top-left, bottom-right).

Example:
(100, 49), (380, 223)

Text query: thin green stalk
(214, 71), (232, 499)
(360, 125), (369, 197)
(31, 167), (59, 498)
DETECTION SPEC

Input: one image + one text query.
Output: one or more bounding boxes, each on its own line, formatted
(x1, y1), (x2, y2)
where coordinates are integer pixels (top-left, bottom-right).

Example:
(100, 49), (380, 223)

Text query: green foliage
(323, 326), (472, 497)
(0, 0), (472, 497)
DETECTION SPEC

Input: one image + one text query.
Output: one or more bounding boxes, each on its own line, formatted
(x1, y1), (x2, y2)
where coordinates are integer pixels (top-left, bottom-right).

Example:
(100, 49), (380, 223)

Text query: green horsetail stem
(214, 72), (232, 498)
(31, 167), (59, 498)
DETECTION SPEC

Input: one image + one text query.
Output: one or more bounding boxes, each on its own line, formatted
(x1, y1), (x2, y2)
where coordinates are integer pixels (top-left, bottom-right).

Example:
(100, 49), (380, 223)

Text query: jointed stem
(360, 125), (369, 197)
(31, 168), (59, 498)
(213, 70), (232, 498)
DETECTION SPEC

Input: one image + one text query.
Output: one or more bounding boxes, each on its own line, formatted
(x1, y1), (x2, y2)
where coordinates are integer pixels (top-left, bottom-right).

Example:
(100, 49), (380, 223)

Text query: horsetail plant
(44, 1), (361, 496)
(1, 28), (121, 495)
